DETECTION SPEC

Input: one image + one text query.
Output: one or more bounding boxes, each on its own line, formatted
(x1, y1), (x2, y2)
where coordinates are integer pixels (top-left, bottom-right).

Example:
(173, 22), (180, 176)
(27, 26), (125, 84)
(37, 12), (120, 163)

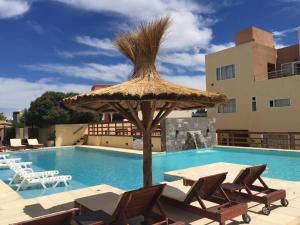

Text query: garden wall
(160, 117), (216, 151)
(87, 136), (161, 152)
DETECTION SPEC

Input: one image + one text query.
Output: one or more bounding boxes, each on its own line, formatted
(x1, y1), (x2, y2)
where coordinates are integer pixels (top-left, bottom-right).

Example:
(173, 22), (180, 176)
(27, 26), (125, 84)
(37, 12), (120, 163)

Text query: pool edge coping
(215, 145), (300, 153)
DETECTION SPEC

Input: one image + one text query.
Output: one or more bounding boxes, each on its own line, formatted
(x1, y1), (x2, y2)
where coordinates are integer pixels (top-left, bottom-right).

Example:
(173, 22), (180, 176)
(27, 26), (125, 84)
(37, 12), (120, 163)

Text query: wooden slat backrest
(184, 173), (227, 204)
(233, 165), (266, 186)
(10, 208), (79, 225)
(120, 184), (166, 219)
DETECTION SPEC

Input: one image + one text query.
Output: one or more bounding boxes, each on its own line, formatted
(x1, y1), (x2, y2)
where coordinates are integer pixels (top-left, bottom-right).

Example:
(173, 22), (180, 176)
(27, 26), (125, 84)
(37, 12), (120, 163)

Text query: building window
(294, 62), (300, 75)
(269, 98), (291, 108)
(252, 97), (257, 112)
(216, 64), (235, 80)
(218, 99), (236, 113)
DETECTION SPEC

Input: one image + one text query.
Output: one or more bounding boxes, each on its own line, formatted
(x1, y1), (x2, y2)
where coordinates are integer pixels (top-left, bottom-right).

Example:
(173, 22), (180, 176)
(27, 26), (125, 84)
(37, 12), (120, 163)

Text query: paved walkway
(0, 162), (299, 225)
(164, 163), (300, 225)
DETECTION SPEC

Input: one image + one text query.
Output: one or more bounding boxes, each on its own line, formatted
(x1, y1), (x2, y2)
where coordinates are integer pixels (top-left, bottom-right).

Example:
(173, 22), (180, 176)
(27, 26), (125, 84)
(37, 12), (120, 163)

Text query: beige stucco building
(206, 27), (300, 140)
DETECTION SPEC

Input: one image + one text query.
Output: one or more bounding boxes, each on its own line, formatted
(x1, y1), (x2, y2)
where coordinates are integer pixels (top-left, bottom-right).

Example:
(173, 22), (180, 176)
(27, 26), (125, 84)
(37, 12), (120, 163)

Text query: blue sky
(0, 0), (299, 118)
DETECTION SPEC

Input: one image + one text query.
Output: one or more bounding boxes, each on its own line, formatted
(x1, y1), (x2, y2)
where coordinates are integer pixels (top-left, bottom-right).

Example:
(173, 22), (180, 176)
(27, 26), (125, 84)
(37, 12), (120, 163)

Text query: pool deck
(0, 162), (300, 225)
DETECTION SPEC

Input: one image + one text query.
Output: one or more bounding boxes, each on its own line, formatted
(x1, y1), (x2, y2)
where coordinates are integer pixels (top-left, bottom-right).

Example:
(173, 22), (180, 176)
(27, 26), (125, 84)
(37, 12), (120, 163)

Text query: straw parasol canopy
(64, 17), (227, 187)
(0, 120), (11, 129)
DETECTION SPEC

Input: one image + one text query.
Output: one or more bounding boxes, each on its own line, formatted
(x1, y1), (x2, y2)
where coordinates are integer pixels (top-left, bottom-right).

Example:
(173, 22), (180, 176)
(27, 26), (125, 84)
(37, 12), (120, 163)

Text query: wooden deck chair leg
(196, 195), (206, 209)
(156, 201), (167, 218)
(218, 186), (231, 202)
(258, 176), (269, 189)
(115, 211), (129, 225)
(244, 184), (253, 195)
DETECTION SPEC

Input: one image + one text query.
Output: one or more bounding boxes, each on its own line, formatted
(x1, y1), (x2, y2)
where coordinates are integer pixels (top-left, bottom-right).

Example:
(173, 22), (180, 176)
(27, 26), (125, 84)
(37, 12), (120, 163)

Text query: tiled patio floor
(0, 162), (300, 225)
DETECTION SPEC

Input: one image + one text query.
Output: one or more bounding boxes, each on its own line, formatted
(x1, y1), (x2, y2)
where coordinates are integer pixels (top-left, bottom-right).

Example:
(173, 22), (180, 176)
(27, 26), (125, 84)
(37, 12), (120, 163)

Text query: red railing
(217, 130), (300, 150)
(88, 122), (161, 137)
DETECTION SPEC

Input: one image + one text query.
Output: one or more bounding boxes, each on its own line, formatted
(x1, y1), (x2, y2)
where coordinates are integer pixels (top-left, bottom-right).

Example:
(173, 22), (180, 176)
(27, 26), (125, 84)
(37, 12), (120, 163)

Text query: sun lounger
(0, 157), (22, 168)
(10, 139), (26, 150)
(10, 208), (79, 225)
(4, 161), (32, 170)
(161, 173), (250, 225)
(9, 164), (59, 185)
(27, 139), (44, 149)
(74, 184), (183, 225)
(16, 175), (72, 191)
(221, 164), (288, 215)
(0, 153), (10, 160)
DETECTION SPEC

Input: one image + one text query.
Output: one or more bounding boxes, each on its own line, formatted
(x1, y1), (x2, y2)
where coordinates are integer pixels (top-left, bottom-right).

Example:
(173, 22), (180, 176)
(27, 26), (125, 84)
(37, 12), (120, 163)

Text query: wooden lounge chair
(161, 173), (250, 225)
(221, 164), (288, 215)
(10, 139), (26, 150)
(10, 208), (79, 225)
(74, 184), (183, 225)
(27, 139), (44, 149)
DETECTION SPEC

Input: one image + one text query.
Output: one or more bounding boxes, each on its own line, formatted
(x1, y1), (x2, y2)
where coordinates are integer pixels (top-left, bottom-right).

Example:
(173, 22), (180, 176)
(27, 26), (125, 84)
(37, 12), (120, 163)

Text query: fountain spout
(187, 131), (208, 149)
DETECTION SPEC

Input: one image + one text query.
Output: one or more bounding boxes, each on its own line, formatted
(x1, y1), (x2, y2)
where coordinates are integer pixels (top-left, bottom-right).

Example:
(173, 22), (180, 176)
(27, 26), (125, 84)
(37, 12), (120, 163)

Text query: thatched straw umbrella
(0, 120), (11, 129)
(64, 17), (227, 187)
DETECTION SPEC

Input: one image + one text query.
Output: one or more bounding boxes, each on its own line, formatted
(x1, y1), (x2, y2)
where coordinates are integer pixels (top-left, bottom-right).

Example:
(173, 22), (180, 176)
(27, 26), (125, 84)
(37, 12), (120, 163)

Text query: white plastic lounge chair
(9, 163), (59, 185)
(0, 158), (21, 163)
(27, 139), (44, 149)
(0, 154), (10, 160)
(10, 139), (26, 150)
(16, 175), (72, 191)
(0, 158), (22, 168)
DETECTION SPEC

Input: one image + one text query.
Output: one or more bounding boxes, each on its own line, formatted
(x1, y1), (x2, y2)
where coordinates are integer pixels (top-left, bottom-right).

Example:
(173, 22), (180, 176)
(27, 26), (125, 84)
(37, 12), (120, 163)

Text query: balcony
(268, 61), (300, 79)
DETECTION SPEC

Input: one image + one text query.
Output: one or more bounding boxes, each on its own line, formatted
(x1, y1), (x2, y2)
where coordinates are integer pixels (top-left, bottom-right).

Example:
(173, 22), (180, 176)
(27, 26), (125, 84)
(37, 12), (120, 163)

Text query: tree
(24, 92), (102, 127)
(0, 112), (7, 121)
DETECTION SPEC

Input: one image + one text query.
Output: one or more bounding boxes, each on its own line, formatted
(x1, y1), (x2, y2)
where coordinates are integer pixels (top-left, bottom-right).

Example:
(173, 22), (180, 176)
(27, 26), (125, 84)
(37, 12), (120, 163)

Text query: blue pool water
(1, 146), (300, 199)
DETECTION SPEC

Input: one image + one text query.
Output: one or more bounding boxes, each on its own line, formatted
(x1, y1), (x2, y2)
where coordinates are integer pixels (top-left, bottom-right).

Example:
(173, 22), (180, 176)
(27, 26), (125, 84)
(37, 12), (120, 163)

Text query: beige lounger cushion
(75, 192), (123, 215)
(28, 139), (39, 145)
(10, 139), (24, 147)
(162, 180), (190, 202)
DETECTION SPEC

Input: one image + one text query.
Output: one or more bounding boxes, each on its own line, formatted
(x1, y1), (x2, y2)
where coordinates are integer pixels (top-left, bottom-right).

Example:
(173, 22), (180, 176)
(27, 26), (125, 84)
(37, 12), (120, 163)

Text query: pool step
(73, 135), (88, 146)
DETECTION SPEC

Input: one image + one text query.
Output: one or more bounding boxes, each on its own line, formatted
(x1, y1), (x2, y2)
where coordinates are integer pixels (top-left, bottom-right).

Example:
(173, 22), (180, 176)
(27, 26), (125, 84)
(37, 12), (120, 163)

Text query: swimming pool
(1, 146), (300, 199)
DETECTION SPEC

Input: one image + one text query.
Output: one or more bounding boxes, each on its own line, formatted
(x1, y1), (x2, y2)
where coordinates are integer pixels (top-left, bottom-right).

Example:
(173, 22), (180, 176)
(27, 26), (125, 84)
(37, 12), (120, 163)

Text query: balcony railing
(217, 130), (300, 150)
(267, 65), (300, 79)
(88, 122), (161, 137)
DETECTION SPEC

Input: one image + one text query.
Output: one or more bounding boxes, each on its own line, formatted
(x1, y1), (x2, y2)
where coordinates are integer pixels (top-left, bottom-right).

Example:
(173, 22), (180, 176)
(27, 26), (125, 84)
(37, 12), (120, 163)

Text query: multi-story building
(206, 26), (300, 148)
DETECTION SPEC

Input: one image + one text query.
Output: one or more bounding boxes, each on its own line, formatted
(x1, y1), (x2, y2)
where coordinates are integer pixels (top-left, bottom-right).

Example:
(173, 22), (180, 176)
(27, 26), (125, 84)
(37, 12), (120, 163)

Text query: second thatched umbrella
(64, 17), (227, 187)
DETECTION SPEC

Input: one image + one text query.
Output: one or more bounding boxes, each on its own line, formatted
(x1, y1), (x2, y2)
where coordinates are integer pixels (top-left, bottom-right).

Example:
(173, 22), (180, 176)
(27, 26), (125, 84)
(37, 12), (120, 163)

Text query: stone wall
(161, 117), (216, 151)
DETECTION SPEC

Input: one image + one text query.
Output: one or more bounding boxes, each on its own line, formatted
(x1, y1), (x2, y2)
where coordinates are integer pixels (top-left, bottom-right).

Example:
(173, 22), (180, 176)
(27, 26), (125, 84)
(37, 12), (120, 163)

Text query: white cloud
(75, 36), (116, 51)
(272, 26), (299, 49)
(25, 63), (132, 82)
(58, 1), (234, 76)
(56, 50), (115, 58)
(273, 27), (299, 37)
(162, 11), (213, 51)
(26, 20), (44, 35)
(0, 77), (91, 109)
(56, 0), (214, 51)
(274, 40), (287, 49)
(0, 0), (30, 19)
(162, 74), (206, 90)
(206, 42), (235, 53)
(53, 0), (209, 19)
(156, 63), (172, 74)
(159, 52), (205, 71)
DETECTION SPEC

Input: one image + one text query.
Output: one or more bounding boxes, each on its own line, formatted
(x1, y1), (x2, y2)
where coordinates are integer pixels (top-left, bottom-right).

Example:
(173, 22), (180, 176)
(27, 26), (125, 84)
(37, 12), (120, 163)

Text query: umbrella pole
(143, 129), (152, 187)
